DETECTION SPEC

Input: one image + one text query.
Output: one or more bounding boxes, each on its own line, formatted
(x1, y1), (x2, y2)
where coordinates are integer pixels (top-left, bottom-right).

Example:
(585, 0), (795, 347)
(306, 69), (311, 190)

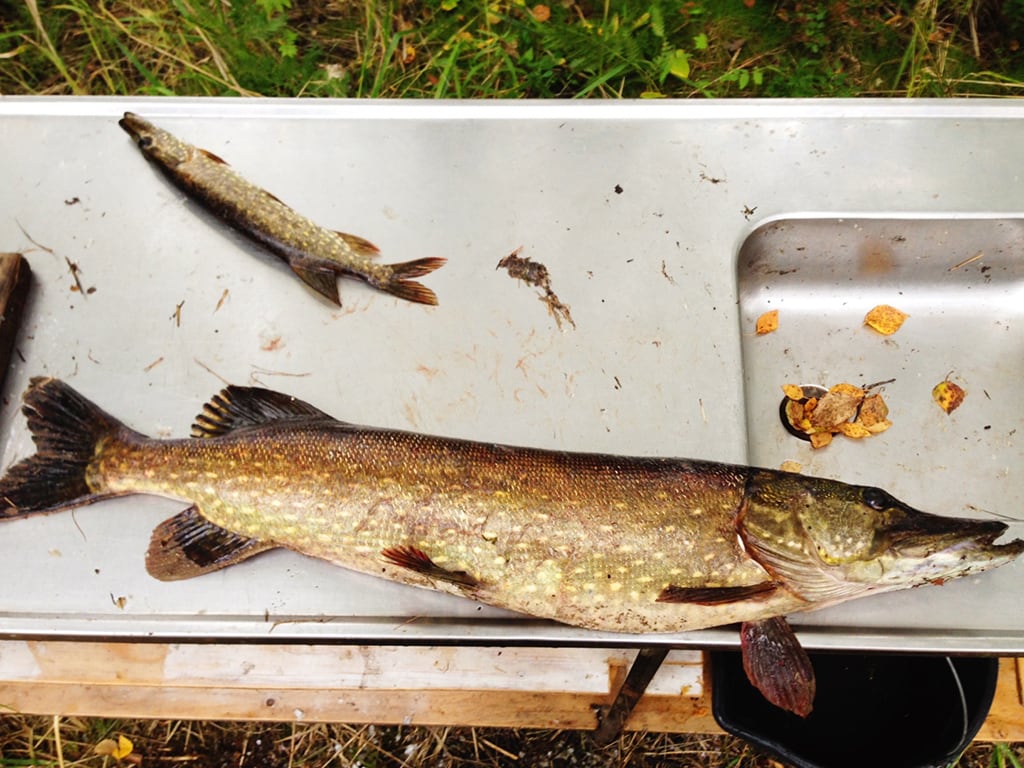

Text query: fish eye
(139, 136), (154, 149)
(862, 487), (893, 511)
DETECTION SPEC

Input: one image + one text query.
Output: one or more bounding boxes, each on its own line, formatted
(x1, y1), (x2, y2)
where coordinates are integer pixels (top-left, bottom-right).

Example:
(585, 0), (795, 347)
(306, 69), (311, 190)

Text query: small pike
(119, 113), (445, 306)
(2, 378), (1021, 716)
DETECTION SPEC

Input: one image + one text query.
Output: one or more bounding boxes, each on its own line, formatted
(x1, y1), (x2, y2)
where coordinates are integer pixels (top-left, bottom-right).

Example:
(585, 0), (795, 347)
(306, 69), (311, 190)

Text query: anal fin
(657, 581), (777, 605)
(381, 545), (480, 589)
(146, 506), (276, 581)
(740, 616), (816, 718)
(290, 262), (341, 305)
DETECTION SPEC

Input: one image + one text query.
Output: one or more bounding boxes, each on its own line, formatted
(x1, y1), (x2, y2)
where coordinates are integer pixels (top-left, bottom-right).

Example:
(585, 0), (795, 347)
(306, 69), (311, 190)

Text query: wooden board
(0, 641), (1020, 741)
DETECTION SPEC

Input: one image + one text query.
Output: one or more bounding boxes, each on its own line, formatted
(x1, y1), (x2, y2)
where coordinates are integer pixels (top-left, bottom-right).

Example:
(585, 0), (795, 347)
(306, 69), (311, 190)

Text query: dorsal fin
(198, 148), (228, 165)
(192, 385), (332, 437)
(335, 231), (380, 258)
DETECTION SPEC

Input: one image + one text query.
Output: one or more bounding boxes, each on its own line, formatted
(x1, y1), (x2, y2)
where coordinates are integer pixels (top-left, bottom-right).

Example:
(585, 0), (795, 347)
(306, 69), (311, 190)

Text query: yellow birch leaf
(96, 735), (134, 760)
(837, 421), (872, 439)
(781, 383), (804, 401)
(780, 460), (803, 473)
(756, 309), (779, 335)
(864, 304), (909, 335)
(933, 380), (966, 414)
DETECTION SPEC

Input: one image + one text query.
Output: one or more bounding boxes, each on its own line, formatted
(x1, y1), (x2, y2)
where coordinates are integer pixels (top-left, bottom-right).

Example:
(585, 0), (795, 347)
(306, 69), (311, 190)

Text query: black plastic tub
(711, 651), (999, 768)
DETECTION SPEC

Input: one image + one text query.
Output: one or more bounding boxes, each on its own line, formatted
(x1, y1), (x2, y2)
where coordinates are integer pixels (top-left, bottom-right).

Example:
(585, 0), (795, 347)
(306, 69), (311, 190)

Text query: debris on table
(497, 247), (575, 330)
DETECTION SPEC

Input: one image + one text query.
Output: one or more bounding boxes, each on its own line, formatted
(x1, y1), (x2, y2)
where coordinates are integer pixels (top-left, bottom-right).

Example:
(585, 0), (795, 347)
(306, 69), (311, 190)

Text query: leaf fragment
(756, 309), (779, 335)
(933, 379), (966, 414)
(95, 735), (134, 760)
(864, 304), (909, 336)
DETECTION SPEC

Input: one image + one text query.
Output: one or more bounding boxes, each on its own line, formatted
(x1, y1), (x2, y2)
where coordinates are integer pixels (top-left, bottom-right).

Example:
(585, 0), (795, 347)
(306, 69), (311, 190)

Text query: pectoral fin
(656, 581), (778, 605)
(146, 506), (276, 581)
(740, 616), (816, 718)
(381, 545), (480, 589)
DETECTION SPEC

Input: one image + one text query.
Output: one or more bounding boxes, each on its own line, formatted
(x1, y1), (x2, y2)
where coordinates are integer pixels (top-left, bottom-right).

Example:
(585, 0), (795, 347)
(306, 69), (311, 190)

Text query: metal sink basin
(738, 218), (1024, 637)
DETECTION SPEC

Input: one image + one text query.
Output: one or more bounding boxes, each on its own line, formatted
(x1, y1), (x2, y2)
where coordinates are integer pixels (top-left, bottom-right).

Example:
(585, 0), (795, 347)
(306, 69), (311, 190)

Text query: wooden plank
(0, 640), (1018, 741)
(0, 641), (713, 732)
(977, 658), (1024, 742)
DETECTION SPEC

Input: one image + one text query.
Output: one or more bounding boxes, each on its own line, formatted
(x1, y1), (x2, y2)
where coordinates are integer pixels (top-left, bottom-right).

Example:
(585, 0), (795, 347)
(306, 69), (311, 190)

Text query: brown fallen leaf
(858, 393), (889, 427)
(756, 309), (779, 335)
(864, 304), (909, 336)
(781, 381), (893, 448)
(809, 383), (865, 430)
(933, 379), (966, 414)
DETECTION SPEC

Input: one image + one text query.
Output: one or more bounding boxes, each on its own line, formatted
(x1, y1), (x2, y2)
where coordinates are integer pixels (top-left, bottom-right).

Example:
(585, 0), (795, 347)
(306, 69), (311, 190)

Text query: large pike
(119, 113), (445, 306)
(1, 378), (1021, 715)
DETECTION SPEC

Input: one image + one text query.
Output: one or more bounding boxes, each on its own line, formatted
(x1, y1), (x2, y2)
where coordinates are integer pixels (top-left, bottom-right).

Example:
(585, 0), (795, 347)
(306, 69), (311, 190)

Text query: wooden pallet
(0, 640), (1020, 741)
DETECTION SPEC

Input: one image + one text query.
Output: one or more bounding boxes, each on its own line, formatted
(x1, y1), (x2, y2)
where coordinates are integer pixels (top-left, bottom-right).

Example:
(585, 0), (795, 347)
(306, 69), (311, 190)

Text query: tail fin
(384, 257), (447, 305)
(0, 377), (130, 517)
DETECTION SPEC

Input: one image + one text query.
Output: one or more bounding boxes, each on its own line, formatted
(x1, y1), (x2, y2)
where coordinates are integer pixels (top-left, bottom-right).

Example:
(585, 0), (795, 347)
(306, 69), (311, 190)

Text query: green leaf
(667, 49), (689, 80)
(693, 33), (708, 51)
(440, 0), (459, 10)
(738, 69), (750, 89)
(752, 67), (764, 86)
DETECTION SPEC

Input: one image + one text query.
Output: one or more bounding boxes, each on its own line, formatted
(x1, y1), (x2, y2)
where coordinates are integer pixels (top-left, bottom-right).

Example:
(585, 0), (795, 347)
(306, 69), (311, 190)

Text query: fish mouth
(118, 112), (151, 144)
(887, 512), (1023, 561)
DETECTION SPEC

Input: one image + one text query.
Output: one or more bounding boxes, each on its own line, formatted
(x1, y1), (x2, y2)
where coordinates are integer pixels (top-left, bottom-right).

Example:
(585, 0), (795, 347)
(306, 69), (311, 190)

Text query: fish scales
(92, 423), (780, 631)
(2, 378), (1022, 640)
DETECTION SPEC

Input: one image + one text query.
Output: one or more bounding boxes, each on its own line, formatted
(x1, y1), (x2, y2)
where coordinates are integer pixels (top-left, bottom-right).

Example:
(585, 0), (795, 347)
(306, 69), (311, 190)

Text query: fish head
(740, 469), (1024, 605)
(119, 112), (191, 167)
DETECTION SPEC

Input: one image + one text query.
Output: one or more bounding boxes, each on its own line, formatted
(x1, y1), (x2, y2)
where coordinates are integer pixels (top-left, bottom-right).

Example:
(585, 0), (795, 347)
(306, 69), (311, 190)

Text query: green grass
(2, 0), (1023, 97)
(0, 716), (1019, 767)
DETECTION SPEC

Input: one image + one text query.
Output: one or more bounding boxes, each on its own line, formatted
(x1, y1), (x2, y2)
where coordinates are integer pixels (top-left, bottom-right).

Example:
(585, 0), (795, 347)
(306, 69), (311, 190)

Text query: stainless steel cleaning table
(0, 98), (1022, 658)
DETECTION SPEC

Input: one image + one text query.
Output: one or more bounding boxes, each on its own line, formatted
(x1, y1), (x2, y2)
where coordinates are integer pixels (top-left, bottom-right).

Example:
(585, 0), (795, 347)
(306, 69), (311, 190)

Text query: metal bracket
(591, 646), (670, 746)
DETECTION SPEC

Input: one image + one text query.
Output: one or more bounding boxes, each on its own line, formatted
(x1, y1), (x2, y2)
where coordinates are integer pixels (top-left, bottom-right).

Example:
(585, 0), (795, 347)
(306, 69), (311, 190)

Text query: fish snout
(118, 112), (157, 151)
(882, 510), (1012, 559)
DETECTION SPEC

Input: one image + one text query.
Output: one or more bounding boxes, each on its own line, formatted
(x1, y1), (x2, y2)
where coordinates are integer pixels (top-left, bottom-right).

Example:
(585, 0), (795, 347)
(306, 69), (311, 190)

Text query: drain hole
(779, 384), (828, 441)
